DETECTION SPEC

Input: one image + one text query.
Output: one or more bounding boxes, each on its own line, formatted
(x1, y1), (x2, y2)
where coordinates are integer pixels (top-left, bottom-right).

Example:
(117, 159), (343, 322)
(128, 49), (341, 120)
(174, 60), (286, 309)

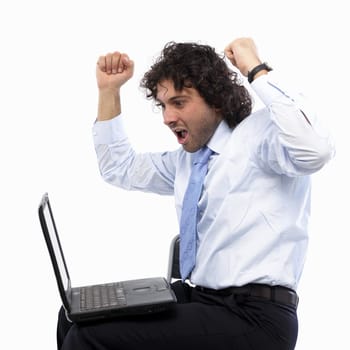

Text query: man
(57, 38), (334, 349)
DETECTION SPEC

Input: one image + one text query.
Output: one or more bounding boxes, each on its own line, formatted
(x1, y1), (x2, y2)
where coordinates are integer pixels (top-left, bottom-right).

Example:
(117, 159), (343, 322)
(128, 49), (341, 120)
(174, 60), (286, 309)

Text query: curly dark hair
(140, 41), (252, 128)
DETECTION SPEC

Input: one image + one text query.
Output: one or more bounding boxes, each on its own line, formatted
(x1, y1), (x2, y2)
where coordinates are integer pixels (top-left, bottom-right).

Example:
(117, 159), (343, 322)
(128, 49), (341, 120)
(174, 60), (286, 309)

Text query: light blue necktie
(180, 146), (213, 280)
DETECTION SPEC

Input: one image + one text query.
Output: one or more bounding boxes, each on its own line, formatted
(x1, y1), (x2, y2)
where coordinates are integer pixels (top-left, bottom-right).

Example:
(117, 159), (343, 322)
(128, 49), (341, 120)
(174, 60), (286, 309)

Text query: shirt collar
(207, 120), (232, 155)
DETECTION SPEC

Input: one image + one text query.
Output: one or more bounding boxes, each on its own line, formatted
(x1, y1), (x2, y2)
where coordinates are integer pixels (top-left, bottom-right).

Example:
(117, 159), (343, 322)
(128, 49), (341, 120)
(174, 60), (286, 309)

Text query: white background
(0, 1), (348, 349)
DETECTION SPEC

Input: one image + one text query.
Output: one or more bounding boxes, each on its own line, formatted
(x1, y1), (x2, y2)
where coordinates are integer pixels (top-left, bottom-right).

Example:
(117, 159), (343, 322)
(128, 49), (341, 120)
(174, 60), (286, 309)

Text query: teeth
(173, 128), (187, 139)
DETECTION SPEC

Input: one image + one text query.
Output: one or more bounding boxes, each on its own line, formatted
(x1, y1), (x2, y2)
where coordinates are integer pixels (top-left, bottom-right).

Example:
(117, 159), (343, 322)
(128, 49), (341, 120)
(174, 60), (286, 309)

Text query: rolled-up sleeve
(92, 115), (178, 195)
(252, 74), (335, 175)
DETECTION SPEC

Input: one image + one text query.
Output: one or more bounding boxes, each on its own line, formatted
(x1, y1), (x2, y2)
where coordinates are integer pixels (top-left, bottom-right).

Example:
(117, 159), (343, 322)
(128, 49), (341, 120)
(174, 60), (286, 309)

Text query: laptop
(38, 192), (177, 323)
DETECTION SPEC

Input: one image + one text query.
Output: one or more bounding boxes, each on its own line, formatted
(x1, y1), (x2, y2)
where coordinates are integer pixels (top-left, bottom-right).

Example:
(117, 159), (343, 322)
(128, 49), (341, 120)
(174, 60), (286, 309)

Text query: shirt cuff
(92, 115), (127, 144)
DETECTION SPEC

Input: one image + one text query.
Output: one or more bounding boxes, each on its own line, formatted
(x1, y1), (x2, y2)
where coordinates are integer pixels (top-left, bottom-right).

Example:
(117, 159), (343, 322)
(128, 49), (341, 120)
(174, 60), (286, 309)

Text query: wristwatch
(247, 63), (273, 83)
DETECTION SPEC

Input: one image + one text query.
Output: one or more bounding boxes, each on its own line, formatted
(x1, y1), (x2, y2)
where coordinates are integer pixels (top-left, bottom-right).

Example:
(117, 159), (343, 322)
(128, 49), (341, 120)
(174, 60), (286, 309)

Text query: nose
(162, 107), (178, 126)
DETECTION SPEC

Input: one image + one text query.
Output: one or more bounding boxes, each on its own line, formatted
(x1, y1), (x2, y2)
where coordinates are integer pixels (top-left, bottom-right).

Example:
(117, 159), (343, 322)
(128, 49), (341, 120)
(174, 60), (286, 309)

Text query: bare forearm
(97, 89), (121, 121)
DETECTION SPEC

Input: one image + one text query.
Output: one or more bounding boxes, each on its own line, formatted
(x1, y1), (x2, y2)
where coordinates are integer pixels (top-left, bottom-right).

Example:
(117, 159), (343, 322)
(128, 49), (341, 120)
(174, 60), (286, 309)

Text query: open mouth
(173, 128), (189, 144)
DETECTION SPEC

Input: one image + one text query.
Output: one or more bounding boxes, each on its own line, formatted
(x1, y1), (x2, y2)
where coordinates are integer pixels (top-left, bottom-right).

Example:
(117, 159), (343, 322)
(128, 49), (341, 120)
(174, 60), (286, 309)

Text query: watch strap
(247, 63), (273, 83)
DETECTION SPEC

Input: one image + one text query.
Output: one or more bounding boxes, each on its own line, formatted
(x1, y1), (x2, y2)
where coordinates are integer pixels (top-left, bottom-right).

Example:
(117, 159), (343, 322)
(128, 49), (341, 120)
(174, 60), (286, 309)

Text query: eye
(155, 101), (165, 110)
(173, 99), (185, 108)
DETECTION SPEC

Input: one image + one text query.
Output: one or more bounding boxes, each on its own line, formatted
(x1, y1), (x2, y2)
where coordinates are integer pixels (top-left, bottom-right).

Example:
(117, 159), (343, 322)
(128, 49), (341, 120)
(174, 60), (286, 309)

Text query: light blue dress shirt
(93, 74), (334, 291)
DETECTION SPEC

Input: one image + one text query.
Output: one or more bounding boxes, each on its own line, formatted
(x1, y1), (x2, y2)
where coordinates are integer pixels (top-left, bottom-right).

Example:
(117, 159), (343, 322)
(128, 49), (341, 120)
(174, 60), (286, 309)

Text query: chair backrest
(167, 234), (181, 282)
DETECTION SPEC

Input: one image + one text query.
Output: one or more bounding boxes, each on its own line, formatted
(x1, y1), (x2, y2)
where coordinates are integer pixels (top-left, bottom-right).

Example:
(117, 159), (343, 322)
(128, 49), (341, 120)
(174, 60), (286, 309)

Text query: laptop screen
(42, 198), (70, 293)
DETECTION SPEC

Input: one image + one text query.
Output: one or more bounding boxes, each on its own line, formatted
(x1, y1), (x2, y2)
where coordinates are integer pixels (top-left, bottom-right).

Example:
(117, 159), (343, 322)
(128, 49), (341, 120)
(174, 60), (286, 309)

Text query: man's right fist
(96, 52), (134, 91)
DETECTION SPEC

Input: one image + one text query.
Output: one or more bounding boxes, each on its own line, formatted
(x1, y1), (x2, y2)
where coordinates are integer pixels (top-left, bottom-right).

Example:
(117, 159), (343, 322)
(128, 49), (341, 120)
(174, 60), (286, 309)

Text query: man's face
(156, 80), (222, 153)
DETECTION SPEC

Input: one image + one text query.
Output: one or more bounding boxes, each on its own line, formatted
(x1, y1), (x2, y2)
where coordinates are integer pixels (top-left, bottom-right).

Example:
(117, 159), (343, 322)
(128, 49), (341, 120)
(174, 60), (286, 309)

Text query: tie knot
(193, 146), (213, 165)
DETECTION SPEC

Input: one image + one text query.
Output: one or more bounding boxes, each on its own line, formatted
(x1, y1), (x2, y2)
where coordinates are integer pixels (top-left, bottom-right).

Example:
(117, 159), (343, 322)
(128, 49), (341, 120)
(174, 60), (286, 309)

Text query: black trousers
(57, 281), (298, 350)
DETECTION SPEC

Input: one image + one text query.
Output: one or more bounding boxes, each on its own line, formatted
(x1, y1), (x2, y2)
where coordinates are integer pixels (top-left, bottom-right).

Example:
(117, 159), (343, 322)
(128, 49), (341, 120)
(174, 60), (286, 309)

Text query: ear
(214, 107), (223, 120)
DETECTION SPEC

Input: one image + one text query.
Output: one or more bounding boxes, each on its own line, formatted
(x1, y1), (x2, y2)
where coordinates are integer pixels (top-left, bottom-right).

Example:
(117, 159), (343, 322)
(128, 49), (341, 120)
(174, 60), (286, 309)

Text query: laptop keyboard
(80, 282), (127, 311)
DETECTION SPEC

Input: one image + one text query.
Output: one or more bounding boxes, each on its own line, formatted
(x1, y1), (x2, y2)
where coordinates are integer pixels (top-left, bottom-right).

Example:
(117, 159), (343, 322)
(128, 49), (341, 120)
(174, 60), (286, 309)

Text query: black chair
(167, 234), (181, 283)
